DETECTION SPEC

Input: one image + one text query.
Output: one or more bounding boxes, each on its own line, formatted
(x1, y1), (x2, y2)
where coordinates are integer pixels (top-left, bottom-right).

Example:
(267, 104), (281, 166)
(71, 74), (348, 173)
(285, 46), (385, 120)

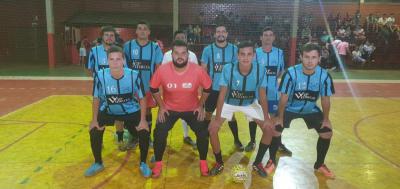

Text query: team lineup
(84, 21), (335, 180)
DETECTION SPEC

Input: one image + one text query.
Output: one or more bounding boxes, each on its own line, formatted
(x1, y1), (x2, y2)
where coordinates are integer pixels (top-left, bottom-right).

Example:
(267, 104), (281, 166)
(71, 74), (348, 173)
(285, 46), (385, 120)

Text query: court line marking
(0, 123), (46, 153)
(353, 111), (400, 169)
(92, 151), (132, 189)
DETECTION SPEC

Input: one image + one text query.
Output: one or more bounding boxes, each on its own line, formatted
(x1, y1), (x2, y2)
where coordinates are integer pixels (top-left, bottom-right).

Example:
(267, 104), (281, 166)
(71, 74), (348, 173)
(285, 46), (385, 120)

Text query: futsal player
(150, 40), (211, 178)
(85, 45), (151, 177)
(208, 41), (274, 177)
(267, 42), (335, 178)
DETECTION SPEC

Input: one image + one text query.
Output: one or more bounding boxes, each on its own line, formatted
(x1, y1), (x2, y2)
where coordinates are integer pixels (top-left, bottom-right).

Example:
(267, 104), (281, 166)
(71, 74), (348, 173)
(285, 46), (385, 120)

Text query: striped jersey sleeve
(278, 70), (293, 95)
(320, 72), (335, 96)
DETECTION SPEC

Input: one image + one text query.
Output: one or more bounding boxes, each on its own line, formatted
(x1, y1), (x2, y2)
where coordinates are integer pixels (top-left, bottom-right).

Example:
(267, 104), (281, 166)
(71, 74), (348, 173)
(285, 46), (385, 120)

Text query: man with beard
(201, 24), (248, 151)
(85, 45), (151, 177)
(162, 30), (198, 149)
(150, 40), (212, 178)
(268, 43), (335, 178)
(124, 21), (163, 146)
(86, 26), (129, 151)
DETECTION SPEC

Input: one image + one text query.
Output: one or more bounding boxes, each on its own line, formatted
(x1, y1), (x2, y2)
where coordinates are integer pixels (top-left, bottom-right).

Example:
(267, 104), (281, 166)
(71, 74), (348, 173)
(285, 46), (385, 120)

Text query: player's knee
(208, 125), (218, 136)
(319, 131), (333, 139)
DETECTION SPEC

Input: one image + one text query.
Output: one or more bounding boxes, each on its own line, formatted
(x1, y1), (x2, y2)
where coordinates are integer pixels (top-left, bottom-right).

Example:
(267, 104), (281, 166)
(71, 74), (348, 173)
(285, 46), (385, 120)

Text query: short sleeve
(278, 70), (293, 95)
(219, 64), (231, 87)
(321, 73), (335, 97)
(150, 67), (162, 89)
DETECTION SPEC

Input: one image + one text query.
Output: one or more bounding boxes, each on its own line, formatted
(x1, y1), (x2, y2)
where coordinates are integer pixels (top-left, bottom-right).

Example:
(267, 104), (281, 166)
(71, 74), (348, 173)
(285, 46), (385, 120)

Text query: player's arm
(149, 69), (169, 123)
(276, 94), (289, 124)
(134, 76), (148, 131)
(276, 70), (292, 127)
(320, 73), (335, 129)
(200, 47), (209, 71)
(86, 49), (95, 77)
(321, 96), (332, 129)
(90, 76), (102, 130)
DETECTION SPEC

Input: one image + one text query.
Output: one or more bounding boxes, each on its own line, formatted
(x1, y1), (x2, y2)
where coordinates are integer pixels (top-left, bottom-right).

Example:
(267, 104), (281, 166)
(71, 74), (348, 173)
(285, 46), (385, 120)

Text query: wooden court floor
(0, 79), (399, 189)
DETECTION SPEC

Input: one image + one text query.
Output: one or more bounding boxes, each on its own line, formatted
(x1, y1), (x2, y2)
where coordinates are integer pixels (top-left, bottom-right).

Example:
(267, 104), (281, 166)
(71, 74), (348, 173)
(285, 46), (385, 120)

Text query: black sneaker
(209, 163), (224, 176)
(234, 140), (244, 151)
(279, 143), (292, 156)
(183, 136), (197, 150)
(126, 138), (138, 150)
(252, 163), (267, 177)
(244, 141), (256, 152)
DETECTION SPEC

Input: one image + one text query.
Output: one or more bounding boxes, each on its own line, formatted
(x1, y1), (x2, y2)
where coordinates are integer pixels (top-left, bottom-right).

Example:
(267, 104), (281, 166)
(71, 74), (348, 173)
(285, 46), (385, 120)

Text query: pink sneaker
(315, 164), (335, 179)
(264, 160), (275, 174)
(199, 160), (209, 176)
(152, 161), (163, 178)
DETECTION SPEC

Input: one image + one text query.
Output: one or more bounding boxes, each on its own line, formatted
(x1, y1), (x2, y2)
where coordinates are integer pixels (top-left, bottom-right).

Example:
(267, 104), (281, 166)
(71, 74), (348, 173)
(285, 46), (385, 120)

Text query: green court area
(0, 95), (400, 189)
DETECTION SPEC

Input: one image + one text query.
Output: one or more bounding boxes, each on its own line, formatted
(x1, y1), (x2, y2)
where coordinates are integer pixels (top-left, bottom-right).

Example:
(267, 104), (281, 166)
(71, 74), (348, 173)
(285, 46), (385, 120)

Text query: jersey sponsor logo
(293, 90), (319, 101)
(265, 66), (278, 76)
(182, 82), (193, 89)
(130, 60), (151, 70)
(213, 63), (224, 73)
(216, 53), (221, 60)
(106, 93), (133, 104)
(229, 90), (256, 100)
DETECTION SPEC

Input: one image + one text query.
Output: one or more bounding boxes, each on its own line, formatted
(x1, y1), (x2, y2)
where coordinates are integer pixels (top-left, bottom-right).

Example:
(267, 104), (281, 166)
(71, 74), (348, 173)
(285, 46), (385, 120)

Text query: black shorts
(205, 90), (219, 113)
(97, 110), (141, 128)
(283, 111), (323, 130)
(155, 110), (206, 133)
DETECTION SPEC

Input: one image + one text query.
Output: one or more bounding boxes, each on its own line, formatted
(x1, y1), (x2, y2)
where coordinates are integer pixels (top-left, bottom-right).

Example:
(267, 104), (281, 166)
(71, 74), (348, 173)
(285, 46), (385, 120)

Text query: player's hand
(194, 106), (205, 121)
(209, 118), (223, 130)
(89, 120), (104, 131)
(262, 117), (273, 130)
(157, 107), (169, 123)
(321, 119), (332, 129)
(136, 120), (149, 131)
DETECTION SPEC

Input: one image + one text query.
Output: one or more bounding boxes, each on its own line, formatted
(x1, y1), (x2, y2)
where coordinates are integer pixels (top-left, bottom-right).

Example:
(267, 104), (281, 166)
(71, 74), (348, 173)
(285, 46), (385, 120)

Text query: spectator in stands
(377, 14), (388, 32)
(336, 37), (350, 70)
(215, 11), (228, 25)
(193, 25), (201, 43)
(187, 24), (194, 44)
(387, 13), (396, 27)
(198, 12), (205, 26)
(361, 40), (376, 62)
(352, 46), (366, 65)
(354, 10), (361, 27)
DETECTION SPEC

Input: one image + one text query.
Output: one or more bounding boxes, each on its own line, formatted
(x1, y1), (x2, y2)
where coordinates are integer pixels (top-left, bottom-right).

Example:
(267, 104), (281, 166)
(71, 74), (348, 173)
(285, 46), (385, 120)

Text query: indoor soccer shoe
(264, 160), (276, 175)
(244, 141), (256, 152)
(140, 162), (152, 178)
(252, 163), (267, 177)
(199, 160), (209, 176)
(117, 141), (127, 151)
(234, 140), (244, 151)
(152, 161), (163, 178)
(84, 163), (104, 177)
(278, 143), (292, 156)
(209, 163), (224, 176)
(315, 164), (335, 179)
(183, 136), (197, 150)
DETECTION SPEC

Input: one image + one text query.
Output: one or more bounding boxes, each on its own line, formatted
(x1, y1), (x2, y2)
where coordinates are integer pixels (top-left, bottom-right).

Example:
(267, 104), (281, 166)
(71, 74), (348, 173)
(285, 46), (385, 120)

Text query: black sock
(228, 120), (240, 142)
(146, 114), (152, 136)
(314, 137), (331, 169)
(116, 131), (124, 142)
(254, 142), (270, 165)
(138, 130), (150, 163)
(90, 128), (105, 164)
(269, 136), (281, 163)
(196, 123), (209, 160)
(249, 121), (257, 143)
(214, 152), (223, 164)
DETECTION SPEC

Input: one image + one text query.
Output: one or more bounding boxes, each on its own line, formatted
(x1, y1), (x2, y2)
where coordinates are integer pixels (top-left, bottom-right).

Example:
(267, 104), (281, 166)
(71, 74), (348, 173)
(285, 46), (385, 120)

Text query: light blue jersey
(279, 64), (335, 114)
(201, 43), (238, 91)
(219, 62), (267, 106)
(123, 40), (163, 92)
(94, 68), (145, 115)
